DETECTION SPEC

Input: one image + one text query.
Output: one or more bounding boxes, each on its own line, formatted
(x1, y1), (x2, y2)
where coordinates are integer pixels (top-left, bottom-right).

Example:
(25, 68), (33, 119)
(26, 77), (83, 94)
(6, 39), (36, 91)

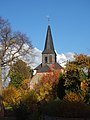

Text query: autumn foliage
(2, 53), (90, 119)
(3, 85), (21, 107)
(34, 70), (61, 102)
(64, 54), (90, 103)
(3, 79), (31, 107)
(64, 92), (83, 102)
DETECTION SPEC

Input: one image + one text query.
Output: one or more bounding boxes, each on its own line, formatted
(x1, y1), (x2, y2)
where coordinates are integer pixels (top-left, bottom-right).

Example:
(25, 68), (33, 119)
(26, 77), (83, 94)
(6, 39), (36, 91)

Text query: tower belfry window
(45, 57), (48, 63)
(49, 55), (52, 63)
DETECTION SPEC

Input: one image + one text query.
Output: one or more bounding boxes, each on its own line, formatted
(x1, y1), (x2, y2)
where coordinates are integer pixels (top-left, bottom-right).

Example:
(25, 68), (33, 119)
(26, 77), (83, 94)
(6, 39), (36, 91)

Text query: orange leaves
(42, 70), (60, 86)
(64, 92), (83, 102)
(34, 70), (61, 102)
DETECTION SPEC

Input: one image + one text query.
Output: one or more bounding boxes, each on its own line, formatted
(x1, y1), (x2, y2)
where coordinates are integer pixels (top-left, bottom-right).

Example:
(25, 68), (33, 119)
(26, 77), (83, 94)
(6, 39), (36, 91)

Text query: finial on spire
(47, 16), (50, 25)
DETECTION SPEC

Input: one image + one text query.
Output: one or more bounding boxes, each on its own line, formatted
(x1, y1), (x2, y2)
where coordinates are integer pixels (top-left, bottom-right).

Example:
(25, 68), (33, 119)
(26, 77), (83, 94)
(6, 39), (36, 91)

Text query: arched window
(49, 55), (52, 63)
(45, 57), (47, 63)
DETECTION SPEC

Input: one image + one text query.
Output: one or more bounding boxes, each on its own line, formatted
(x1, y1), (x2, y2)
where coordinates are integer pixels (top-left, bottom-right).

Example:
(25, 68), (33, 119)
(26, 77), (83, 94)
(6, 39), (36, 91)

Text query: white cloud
(27, 48), (75, 68)
(56, 52), (75, 67)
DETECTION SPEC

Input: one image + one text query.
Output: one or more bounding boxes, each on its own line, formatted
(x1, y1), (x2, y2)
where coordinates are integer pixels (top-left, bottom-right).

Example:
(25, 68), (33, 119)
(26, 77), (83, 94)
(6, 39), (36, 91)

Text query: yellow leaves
(3, 84), (38, 109)
(81, 80), (88, 92)
(80, 80), (89, 97)
(75, 54), (90, 66)
(3, 85), (21, 107)
(64, 92), (83, 102)
(21, 79), (30, 90)
(44, 83), (52, 91)
(66, 63), (78, 72)
(66, 54), (90, 75)
(64, 79), (75, 88)
(36, 83), (53, 102)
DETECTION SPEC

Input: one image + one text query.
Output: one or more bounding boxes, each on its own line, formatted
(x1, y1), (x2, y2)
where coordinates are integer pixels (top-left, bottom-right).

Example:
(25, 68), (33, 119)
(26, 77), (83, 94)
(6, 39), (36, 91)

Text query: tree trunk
(0, 59), (2, 96)
(88, 67), (90, 79)
(0, 59), (4, 117)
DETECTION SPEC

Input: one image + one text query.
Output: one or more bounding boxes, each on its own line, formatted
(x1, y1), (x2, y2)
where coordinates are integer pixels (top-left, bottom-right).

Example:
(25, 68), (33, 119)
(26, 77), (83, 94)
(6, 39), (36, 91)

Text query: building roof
(35, 63), (42, 70)
(35, 64), (50, 73)
(50, 63), (63, 70)
(35, 63), (63, 73)
(38, 65), (50, 73)
(42, 25), (56, 54)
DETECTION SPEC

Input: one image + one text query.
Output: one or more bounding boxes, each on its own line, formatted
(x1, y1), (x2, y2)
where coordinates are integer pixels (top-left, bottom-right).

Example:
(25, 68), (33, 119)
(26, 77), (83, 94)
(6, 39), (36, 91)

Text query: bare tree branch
(0, 17), (33, 68)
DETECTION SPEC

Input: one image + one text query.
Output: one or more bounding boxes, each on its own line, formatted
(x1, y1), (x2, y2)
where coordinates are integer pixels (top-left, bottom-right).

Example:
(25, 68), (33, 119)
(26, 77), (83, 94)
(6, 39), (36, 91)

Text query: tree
(3, 85), (21, 107)
(0, 59), (2, 96)
(9, 60), (32, 88)
(34, 70), (61, 102)
(75, 54), (90, 79)
(0, 17), (32, 67)
(20, 79), (30, 90)
(57, 74), (65, 100)
(64, 54), (90, 103)
(0, 16), (32, 116)
(0, 17), (33, 83)
(64, 63), (81, 92)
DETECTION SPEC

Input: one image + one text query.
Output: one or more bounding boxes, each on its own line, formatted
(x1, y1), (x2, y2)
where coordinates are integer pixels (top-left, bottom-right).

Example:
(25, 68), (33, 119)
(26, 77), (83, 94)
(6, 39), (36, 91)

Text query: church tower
(42, 24), (56, 67)
(35, 22), (63, 73)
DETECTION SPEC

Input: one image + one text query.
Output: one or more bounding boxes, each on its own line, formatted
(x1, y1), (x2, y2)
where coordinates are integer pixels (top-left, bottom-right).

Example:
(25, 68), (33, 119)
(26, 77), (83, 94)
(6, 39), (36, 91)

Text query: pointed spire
(42, 22), (55, 54)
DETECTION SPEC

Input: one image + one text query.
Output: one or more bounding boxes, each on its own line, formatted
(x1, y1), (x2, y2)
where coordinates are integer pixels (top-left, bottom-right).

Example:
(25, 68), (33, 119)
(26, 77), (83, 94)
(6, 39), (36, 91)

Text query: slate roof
(35, 64), (50, 73)
(35, 63), (42, 70)
(50, 63), (63, 69)
(38, 65), (50, 73)
(42, 25), (56, 54)
(35, 63), (63, 73)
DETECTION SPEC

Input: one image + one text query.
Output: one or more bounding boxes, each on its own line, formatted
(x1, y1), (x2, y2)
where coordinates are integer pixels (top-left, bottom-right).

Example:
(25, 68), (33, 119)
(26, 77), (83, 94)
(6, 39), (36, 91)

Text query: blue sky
(0, 0), (90, 55)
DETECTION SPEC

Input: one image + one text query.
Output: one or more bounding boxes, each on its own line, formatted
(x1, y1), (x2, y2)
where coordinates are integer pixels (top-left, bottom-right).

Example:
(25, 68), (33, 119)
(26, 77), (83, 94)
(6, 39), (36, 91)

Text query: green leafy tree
(57, 74), (65, 100)
(64, 63), (81, 92)
(9, 60), (32, 88)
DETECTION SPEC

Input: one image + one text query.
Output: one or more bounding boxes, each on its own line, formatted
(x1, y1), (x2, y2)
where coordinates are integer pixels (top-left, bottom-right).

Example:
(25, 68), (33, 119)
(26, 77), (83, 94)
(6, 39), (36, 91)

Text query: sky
(0, 0), (90, 55)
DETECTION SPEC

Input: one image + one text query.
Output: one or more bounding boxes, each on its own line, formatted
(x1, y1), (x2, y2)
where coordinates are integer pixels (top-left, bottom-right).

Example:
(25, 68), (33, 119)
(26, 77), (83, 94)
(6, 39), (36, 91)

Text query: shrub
(64, 92), (83, 102)
(3, 85), (21, 107)
(40, 99), (90, 118)
(13, 90), (39, 120)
